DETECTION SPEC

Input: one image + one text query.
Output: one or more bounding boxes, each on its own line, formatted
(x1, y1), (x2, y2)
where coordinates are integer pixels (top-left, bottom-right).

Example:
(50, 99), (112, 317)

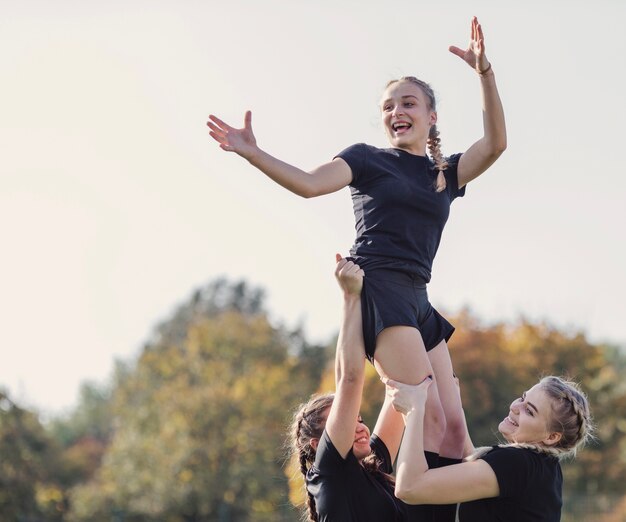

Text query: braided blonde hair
(386, 76), (448, 192)
(468, 376), (593, 462)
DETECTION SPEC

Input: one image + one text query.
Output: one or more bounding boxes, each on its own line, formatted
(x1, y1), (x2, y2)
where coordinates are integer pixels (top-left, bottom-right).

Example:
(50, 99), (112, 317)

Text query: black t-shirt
(459, 446), (563, 522)
(306, 430), (411, 522)
(336, 143), (465, 282)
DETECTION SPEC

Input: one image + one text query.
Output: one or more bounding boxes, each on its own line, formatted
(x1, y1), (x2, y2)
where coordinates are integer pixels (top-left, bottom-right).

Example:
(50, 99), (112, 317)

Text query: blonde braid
(427, 125), (448, 192)
(544, 377), (594, 458)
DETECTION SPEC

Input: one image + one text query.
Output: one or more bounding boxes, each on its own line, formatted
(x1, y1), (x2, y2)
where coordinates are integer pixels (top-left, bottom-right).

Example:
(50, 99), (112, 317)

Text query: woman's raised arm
(323, 256), (368, 458)
(449, 17), (507, 188)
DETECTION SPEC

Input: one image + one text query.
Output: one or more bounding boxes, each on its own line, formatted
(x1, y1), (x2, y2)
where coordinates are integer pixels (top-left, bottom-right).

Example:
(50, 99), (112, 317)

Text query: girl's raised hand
(449, 16), (490, 74)
(207, 110), (258, 160)
(334, 254), (364, 297)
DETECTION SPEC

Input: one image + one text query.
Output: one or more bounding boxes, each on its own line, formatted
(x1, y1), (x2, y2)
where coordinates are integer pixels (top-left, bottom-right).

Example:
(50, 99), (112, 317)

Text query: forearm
(372, 394), (405, 461)
(394, 408), (429, 500)
(245, 147), (321, 198)
(478, 68), (507, 155)
(335, 294), (366, 386)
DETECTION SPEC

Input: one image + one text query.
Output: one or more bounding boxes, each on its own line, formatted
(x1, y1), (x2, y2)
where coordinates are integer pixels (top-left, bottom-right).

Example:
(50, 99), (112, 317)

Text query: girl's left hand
(449, 16), (490, 74)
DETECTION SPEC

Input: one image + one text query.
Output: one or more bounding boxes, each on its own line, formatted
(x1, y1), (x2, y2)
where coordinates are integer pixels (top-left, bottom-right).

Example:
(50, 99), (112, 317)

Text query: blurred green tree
(67, 279), (322, 521)
(0, 391), (66, 520)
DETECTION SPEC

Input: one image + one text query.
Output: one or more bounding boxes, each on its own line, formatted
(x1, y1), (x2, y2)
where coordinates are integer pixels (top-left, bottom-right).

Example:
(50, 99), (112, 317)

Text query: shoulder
(483, 445), (540, 467)
(335, 142), (370, 158)
(369, 434), (393, 473)
(336, 143), (398, 159)
(482, 446), (560, 493)
(336, 143), (391, 186)
(312, 430), (358, 475)
(441, 152), (465, 197)
(446, 152), (463, 168)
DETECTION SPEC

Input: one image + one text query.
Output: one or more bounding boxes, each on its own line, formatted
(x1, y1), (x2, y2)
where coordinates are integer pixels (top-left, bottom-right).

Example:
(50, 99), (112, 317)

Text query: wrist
(477, 62), (493, 77)
(242, 145), (262, 163)
(343, 292), (361, 305)
(403, 401), (426, 418)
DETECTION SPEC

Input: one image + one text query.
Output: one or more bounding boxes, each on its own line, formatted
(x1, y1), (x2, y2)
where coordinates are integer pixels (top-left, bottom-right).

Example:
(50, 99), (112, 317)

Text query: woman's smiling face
(499, 384), (562, 446)
(380, 80), (436, 155)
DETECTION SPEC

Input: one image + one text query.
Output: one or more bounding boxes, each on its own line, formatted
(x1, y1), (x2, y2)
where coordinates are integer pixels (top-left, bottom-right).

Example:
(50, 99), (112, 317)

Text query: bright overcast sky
(1, 0), (625, 414)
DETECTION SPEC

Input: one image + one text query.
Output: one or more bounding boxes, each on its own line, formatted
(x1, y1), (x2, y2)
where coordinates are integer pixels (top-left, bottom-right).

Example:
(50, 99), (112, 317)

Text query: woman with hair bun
(385, 375), (593, 521)
(210, 18), (506, 521)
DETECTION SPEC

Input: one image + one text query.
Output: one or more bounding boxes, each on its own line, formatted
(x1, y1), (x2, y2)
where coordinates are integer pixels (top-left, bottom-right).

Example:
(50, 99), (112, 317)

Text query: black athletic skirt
(360, 268), (455, 361)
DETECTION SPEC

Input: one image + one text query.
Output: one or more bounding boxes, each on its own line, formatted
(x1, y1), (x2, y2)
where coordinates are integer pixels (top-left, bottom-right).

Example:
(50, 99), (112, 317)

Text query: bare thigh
(374, 326), (446, 452)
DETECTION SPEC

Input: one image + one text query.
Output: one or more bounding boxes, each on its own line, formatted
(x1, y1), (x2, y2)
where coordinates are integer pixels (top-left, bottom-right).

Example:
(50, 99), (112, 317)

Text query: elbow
(337, 370), (362, 386)
(394, 484), (422, 505)
(483, 133), (507, 159)
(299, 188), (316, 199)
(492, 134), (507, 155)
(298, 181), (322, 199)
(394, 485), (411, 503)
(300, 186), (325, 199)
(484, 141), (506, 165)
(336, 368), (364, 390)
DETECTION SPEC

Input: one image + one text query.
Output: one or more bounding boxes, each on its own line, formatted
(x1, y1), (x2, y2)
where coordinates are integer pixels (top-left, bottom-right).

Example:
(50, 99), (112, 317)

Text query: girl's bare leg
(428, 340), (466, 459)
(374, 326), (446, 452)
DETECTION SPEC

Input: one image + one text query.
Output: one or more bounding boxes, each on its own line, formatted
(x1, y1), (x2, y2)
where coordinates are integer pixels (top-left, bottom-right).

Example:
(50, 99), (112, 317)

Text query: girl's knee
(424, 404), (447, 441)
(443, 412), (466, 445)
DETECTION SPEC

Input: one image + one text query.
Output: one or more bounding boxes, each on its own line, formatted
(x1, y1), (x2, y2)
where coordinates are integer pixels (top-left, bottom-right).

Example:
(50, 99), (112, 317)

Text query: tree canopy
(2, 279), (625, 521)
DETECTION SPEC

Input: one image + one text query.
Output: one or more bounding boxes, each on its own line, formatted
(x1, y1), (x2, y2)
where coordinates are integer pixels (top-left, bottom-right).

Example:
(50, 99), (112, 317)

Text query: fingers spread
(207, 121), (226, 137)
(209, 131), (224, 144)
(208, 114), (233, 131)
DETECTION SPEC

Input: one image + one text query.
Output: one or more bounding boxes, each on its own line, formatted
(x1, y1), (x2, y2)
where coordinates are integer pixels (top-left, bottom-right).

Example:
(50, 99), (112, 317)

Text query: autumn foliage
(1, 279), (625, 521)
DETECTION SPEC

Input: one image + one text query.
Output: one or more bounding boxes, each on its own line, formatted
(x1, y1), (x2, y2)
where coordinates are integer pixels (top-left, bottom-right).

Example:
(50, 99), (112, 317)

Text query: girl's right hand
(384, 376), (432, 416)
(207, 110), (258, 160)
(334, 254), (364, 297)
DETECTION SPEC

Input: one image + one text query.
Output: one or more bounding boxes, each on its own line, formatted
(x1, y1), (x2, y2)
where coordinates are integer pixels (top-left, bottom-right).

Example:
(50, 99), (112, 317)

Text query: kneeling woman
(290, 256), (428, 521)
(386, 375), (593, 521)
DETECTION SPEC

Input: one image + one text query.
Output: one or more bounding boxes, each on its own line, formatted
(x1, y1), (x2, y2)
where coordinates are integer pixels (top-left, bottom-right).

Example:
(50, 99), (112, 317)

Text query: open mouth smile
(506, 415), (519, 427)
(392, 121), (412, 134)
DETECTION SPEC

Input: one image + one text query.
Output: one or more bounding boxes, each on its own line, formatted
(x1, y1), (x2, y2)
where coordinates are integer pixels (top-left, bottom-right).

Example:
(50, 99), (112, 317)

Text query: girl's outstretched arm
(449, 17), (507, 188)
(207, 111), (352, 198)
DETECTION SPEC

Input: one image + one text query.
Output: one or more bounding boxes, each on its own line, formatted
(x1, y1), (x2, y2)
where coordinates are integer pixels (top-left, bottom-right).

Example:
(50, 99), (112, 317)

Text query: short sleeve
(369, 434), (393, 474)
(313, 430), (358, 474)
(482, 447), (533, 498)
(443, 152), (465, 201)
(334, 143), (368, 186)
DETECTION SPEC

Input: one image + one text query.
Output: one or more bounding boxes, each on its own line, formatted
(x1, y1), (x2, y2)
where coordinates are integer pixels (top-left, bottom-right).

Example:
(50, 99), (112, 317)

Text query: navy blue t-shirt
(307, 430), (421, 521)
(459, 446), (563, 522)
(336, 143), (465, 283)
